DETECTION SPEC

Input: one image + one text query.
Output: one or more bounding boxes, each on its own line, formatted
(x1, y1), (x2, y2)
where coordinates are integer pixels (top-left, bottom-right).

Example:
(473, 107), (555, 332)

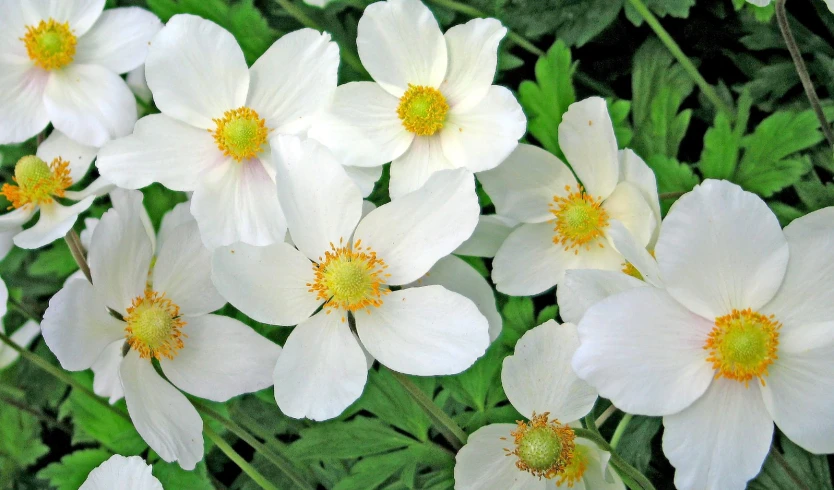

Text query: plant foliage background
(1, 0), (834, 488)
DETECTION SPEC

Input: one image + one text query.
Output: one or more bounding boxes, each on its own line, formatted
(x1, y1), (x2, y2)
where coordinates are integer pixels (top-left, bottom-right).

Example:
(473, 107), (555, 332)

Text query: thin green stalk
(574, 427), (656, 490)
(627, 0), (733, 118)
(610, 413), (633, 449)
(0, 392), (73, 433)
(8, 297), (39, 322)
(595, 404), (618, 428)
(388, 369), (467, 450)
(769, 446), (809, 490)
(659, 190), (686, 200)
(204, 426), (279, 490)
(65, 229), (91, 283)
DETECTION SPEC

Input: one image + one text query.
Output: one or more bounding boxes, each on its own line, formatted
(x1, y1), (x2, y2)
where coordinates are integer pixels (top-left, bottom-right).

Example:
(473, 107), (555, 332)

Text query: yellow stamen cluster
(556, 444), (589, 487)
(550, 185), (610, 254)
(621, 250), (655, 281)
(705, 308), (781, 386)
(22, 19), (77, 70)
(124, 290), (186, 360)
(505, 412), (576, 480)
(1, 156), (72, 209)
(210, 107), (269, 162)
(397, 84), (449, 136)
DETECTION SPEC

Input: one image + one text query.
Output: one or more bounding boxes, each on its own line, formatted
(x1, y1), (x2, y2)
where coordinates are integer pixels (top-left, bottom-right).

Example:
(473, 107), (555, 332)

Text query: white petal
(91, 340), (125, 404)
(126, 65), (152, 104)
(454, 423), (547, 490)
(110, 188), (155, 249)
(157, 201), (193, 252)
(655, 179), (789, 319)
(14, 198), (94, 249)
(503, 321), (597, 421)
(558, 269), (646, 325)
(78, 217), (98, 250)
(273, 136), (363, 260)
(605, 220), (661, 287)
(27, 0), (105, 37)
(0, 320), (40, 370)
(247, 29), (339, 134)
(440, 86), (526, 173)
(37, 130), (98, 183)
(477, 143), (575, 224)
(0, 278), (7, 319)
(0, 3), (29, 63)
(44, 63), (137, 147)
(80, 454), (161, 490)
(356, 286), (489, 375)
(354, 168), (479, 284)
(0, 207), (35, 231)
(439, 18), (506, 111)
(619, 149), (660, 246)
(344, 164), (383, 198)
(0, 62), (49, 144)
(121, 351), (203, 470)
(144, 14), (249, 129)
(601, 182), (655, 248)
(575, 438), (626, 490)
(662, 379), (772, 490)
(573, 287), (715, 416)
(308, 82), (412, 168)
(0, 228), (17, 260)
(558, 97), (619, 199)
(273, 311), (368, 421)
(75, 8), (162, 74)
(212, 242), (318, 326)
(389, 135), (456, 199)
(454, 214), (517, 258)
(356, 0), (447, 96)
(97, 114), (224, 192)
(41, 278), (124, 371)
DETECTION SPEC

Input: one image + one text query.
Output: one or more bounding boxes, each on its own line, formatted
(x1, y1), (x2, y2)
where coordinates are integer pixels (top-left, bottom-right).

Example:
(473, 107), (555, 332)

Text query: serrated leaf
(441, 343), (507, 415)
(608, 99), (633, 149)
(289, 417), (419, 461)
(699, 90), (752, 180)
(37, 449), (112, 490)
(749, 434), (833, 490)
(351, 368), (433, 441)
(499, 296), (535, 348)
(0, 401), (49, 469)
(645, 155), (700, 212)
(625, 0), (696, 25)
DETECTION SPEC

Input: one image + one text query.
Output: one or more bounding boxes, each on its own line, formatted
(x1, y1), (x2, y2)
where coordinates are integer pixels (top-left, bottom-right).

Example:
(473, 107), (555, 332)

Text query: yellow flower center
(210, 107), (269, 162)
(397, 84), (449, 136)
(621, 250), (655, 281)
(705, 308), (781, 386)
(506, 412), (576, 480)
(556, 444), (589, 487)
(550, 185), (610, 253)
(125, 290), (186, 360)
(307, 239), (390, 317)
(22, 19), (77, 70)
(1, 155), (72, 209)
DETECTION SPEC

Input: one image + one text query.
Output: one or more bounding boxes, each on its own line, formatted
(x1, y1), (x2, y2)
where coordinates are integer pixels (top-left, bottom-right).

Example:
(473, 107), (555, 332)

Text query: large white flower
(573, 179), (834, 490)
(41, 190), (280, 469)
(96, 15), (340, 249)
(212, 137), (489, 421)
(80, 454), (161, 490)
(478, 97), (659, 296)
(0, 1), (161, 146)
(455, 320), (624, 490)
(309, 0), (526, 199)
(0, 130), (113, 249)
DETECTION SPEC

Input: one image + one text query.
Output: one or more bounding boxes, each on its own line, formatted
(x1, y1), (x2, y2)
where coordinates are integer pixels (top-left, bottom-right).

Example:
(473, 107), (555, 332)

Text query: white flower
(211, 137), (489, 421)
(309, 0), (526, 199)
(96, 15), (340, 249)
(747, 0), (833, 10)
(0, 130), (113, 249)
(80, 455), (161, 490)
(41, 190), (281, 469)
(455, 321), (624, 490)
(478, 97), (660, 296)
(0, 1), (161, 146)
(573, 179), (834, 490)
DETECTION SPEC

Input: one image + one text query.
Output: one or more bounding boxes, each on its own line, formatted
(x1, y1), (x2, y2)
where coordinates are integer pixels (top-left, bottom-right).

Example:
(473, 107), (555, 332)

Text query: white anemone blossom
(309, 0), (526, 199)
(212, 137), (490, 421)
(41, 190), (280, 469)
(80, 455), (161, 490)
(0, 0), (161, 146)
(97, 14), (347, 249)
(455, 320), (624, 490)
(478, 97), (660, 296)
(573, 179), (834, 490)
(0, 130), (113, 249)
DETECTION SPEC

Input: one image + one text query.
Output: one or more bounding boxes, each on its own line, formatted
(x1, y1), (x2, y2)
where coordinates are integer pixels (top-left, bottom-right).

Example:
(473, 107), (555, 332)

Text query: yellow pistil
(621, 250), (655, 281)
(705, 308), (781, 386)
(210, 107), (269, 162)
(124, 290), (186, 360)
(22, 19), (77, 70)
(550, 185), (610, 254)
(505, 412), (576, 480)
(397, 84), (449, 136)
(307, 239), (390, 318)
(556, 444), (589, 487)
(1, 155), (72, 209)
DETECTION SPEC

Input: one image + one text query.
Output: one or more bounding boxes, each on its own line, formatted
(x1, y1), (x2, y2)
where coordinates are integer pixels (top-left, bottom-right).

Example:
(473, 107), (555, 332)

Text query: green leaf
(608, 99), (634, 149)
(441, 343), (507, 415)
(698, 90), (752, 180)
(536, 305), (559, 325)
(334, 445), (453, 490)
(0, 401), (49, 470)
(625, 0), (695, 25)
(499, 296), (536, 348)
(153, 460), (214, 490)
(352, 368), (433, 441)
(615, 416), (662, 474)
(749, 434), (833, 490)
(289, 417), (419, 461)
(645, 155), (700, 212)
(141, 184), (188, 230)
(27, 241), (78, 278)
(37, 449), (112, 490)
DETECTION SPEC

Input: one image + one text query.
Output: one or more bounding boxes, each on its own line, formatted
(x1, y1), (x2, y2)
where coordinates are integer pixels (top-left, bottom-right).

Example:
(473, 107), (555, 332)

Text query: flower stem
(610, 413), (633, 449)
(574, 427), (657, 490)
(658, 190), (687, 200)
(204, 425), (279, 490)
(626, 0), (733, 118)
(595, 404), (619, 428)
(388, 369), (467, 450)
(65, 229), (91, 283)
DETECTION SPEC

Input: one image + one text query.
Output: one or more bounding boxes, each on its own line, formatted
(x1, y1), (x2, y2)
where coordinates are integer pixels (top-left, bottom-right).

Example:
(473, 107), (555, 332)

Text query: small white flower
(97, 15), (341, 249)
(573, 179), (834, 490)
(747, 0), (834, 10)
(80, 455), (161, 490)
(0, 1), (161, 146)
(212, 137), (489, 421)
(0, 130), (113, 249)
(478, 97), (660, 296)
(455, 320), (625, 490)
(41, 190), (280, 469)
(309, 0), (526, 199)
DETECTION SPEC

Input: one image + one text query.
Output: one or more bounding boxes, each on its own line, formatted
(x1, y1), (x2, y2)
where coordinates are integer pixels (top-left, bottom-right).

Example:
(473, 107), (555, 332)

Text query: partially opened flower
(478, 97), (659, 295)
(212, 137), (489, 421)
(80, 454), (161, 490)
(309, 0), (526, 198)
(42, 190), (280, 469)
(573, 179), (834, 490)
(0, 1), (161, 146)
(97, 15), (340, 249)
(455, 321), (624, 490)
(0, 130), (112, 249)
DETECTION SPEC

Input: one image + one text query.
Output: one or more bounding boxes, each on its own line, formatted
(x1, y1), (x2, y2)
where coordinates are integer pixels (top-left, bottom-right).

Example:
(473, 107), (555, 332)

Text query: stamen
(397, 84), (449, 136)
(22, 19), (77, 70)
(705, 308), (780, 386)
(505, 412), (576, 480)
(1, 155), (72, 209)
(124, 290), (186, 360)
(550, 185), (610, 254)
(307, 240), (390, 315)
(210, 107), (269, 162)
